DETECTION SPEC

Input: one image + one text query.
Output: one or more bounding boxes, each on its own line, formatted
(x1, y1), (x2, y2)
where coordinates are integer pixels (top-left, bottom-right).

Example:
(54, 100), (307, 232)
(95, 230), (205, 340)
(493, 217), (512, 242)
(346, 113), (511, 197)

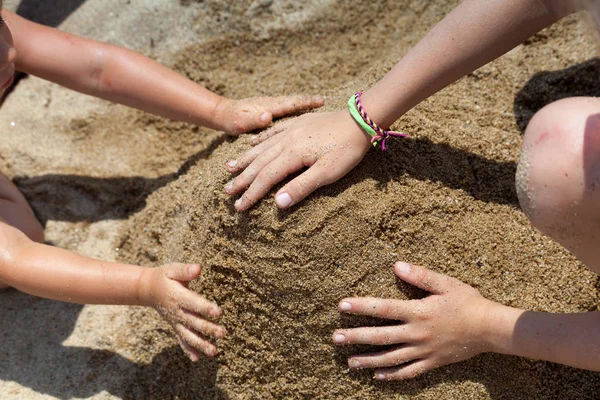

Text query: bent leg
(0, 173), (44, 288)
(516, 97), (600, 273)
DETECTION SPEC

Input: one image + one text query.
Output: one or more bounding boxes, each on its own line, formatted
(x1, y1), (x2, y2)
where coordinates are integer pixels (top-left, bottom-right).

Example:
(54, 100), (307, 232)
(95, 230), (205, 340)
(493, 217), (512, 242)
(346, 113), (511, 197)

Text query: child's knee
(516, 97), (600, 238)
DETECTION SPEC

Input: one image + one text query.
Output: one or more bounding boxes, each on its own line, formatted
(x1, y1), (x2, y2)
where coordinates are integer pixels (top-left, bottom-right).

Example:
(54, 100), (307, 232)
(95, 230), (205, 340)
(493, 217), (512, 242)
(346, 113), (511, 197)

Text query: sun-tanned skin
(225, 0), (600, 380)
(0, 4), (323, 361)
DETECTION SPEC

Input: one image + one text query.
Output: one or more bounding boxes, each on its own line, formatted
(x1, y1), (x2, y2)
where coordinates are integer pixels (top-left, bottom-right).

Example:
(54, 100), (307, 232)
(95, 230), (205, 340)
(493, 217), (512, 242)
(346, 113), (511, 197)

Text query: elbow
(0, 222), (34, 274)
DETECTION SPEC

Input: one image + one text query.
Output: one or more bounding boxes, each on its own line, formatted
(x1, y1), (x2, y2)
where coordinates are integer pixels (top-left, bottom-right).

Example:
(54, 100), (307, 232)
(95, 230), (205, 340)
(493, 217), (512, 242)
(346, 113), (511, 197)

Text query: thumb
(394, 262), (450, 295)
(166, 263), (201, 282)
(256, 111), (273, 129)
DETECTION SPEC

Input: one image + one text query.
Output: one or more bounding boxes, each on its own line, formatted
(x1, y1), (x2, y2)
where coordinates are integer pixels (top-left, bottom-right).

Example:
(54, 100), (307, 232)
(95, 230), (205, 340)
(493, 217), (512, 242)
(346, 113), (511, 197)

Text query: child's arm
(224, 0), (581, 210)
(333, 262), (600, 380)
(0, 220), (223, 361)
(5, 10), (323, 135)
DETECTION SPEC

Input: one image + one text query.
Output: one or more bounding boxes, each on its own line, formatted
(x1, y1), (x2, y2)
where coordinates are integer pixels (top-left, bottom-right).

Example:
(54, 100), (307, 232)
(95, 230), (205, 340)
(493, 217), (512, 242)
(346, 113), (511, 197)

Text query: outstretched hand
(224, 110), (372, 211)
(333, 262), (493, 380)
(138, 263), (225, 361)
(215, 95), (324, 135)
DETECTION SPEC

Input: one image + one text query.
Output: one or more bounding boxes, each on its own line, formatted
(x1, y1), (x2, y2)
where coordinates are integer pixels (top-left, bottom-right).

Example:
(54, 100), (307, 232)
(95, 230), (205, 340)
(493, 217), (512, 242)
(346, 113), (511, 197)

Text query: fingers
(181, 309), (226, 339)
(374, 359), (433, 381)
(166, 263), (201, 282)
(237, 95), (323, 133)
(234, 153), (306, 211)
(249, 119), (295, 146)
(225, 135), (280, 174)
(273, 160), (333, 209)
(224, 144), (283, 196)
(337, 297), (416, 320)
(348, 345), (424, 369)
(175, 324), (217, 357)
(332, 325), (414, 346)
(266, 95), (324, 119)
(181, 289), (221, 319)
(175, 330), (201, 362)
(394, 262), (452, 295)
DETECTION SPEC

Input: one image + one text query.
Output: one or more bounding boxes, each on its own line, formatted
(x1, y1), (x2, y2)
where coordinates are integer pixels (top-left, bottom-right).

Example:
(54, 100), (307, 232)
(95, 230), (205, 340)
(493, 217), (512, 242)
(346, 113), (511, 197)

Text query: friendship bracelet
(347, 91), (406, 151)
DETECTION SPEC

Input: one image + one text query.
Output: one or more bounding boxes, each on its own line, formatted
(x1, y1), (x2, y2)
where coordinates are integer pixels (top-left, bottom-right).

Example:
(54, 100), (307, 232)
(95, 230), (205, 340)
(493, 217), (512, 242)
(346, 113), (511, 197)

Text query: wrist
(136, 267), (155, 307)
(208, 95), (229, 131)
(478, 300), (524, 355)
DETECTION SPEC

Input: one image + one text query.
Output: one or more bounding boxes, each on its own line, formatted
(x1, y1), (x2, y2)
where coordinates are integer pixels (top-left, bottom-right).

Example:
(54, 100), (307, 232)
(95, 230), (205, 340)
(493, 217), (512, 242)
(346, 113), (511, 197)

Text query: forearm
(0, 223), (148, 306)
(361, 0), (579, 129)
(483, 301), (600, 371)
(8, 10), (224, 130)
(76, 44), (224, 129)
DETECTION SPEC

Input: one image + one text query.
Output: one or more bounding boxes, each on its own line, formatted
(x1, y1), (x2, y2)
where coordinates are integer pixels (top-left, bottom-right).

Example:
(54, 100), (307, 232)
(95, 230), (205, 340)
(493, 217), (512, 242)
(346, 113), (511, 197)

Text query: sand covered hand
(224, 110), (372, 211)
(215, 95), (325, 135)
(138, 263), (225, 361)
(333, 262), (492, 380)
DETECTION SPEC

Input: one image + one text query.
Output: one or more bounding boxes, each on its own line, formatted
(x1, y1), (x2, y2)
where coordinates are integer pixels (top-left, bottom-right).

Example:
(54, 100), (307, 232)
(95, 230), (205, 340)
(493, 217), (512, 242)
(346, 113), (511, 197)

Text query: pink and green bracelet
(347, 91), (406, 151)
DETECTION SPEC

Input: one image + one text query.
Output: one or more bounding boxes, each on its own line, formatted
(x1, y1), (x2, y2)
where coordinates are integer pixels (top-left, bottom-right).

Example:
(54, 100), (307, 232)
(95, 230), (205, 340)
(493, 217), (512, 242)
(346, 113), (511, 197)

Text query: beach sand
(2, 0), (600, 399)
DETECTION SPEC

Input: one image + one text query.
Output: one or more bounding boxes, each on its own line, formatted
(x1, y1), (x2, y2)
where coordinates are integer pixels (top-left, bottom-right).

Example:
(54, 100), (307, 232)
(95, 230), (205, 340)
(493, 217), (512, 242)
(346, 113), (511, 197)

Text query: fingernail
(234, 198), (242, 208)
(339, 301), (351, 311)
(275, 192), (292, 208)
(333, 333), (345, 343)
(260, 112), (270, 122)
(227, 160), (237, 169)
(211, 307), (221, 318)
(188, 265), (196, 275)
(397, 262), (411, 274)
(375, 373), (385, 380)
(250, 135), (258, 143)
(349, 359), (360, 368)
(315, 95), (324, 102)
(225, 181), (234, 193)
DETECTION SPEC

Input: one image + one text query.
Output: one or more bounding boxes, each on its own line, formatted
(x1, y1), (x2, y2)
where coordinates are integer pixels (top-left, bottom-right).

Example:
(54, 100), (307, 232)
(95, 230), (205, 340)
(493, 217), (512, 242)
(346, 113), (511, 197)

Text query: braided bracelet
(347, 91), (405, 151)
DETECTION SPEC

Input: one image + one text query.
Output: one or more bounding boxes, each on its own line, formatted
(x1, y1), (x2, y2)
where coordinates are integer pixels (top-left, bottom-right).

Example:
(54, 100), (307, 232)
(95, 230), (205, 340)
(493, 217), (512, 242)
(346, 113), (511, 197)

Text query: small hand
(224, 110), (372, 211)
(333, 262), (493, 380)
(139, 263), (225, 361)
(215, 95), (324, 135)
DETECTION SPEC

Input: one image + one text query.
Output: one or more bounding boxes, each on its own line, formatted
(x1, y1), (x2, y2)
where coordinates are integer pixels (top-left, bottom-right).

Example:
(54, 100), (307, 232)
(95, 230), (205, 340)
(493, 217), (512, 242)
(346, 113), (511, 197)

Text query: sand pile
(107, 1), (600, 398)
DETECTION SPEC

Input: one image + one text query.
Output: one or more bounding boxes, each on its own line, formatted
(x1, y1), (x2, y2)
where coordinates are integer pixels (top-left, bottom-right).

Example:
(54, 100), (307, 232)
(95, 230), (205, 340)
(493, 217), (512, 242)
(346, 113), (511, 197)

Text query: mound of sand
(113, 1), (600, 399)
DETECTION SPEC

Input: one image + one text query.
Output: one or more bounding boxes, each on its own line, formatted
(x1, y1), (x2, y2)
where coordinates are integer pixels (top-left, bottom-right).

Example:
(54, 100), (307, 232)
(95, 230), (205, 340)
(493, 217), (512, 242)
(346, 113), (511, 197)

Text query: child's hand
(139, 263), (225, 361)
(333, 262), (494, 380)
(224, 110), (372, 211)
(215, 95), (324, 135)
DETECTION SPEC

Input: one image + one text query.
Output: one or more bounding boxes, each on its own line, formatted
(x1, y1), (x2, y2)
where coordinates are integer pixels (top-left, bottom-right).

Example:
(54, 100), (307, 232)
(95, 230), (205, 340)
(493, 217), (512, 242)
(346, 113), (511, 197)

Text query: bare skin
(226, 0), (600, 379)
(0, 3), (323, 359)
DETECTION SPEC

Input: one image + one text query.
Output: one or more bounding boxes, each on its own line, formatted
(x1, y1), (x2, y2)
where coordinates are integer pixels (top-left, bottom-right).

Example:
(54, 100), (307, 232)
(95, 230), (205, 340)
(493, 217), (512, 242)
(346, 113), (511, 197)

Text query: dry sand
(2, 0), (600, 399)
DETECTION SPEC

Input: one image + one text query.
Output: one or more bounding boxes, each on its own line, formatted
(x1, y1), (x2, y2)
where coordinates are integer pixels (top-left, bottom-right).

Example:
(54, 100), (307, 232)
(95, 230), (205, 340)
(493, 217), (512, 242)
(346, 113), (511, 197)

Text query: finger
(235, 153), (305, 212)
(225, 144), (283, 196)
(337, 297), (416, 320)
(166, 263), (201, 282)
(181, 309), (226, 339)
(266, 95), (324, 119)
(175, 330), (201, 362)
(175, 324), (217, 357)
(394, 262), (453, 295)
(374, 359), (433, 381)
(224, 134), (281, 174)
(348, 345), (424, 369)
(332, 325), (413, 346)
(273, 160), (334, 209)
(181, 289), (221, 319)
(249, 119), (295, 146)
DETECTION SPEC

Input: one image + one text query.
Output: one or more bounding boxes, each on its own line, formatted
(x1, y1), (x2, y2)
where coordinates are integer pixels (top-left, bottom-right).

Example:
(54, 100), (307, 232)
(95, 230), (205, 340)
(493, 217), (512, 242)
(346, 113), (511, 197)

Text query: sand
(2, 0), (600, 399)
